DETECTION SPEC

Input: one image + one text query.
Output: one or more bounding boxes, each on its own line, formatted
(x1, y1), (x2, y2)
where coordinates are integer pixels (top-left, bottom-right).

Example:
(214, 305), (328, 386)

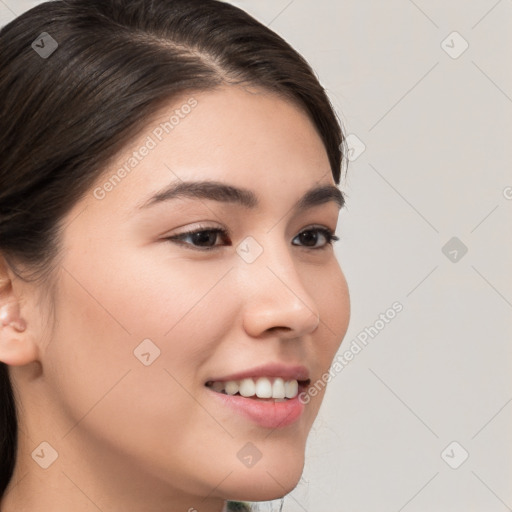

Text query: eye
(165, 227), (230, 251)
(293, 227), (340, 249)
(165, 225), (339, 251)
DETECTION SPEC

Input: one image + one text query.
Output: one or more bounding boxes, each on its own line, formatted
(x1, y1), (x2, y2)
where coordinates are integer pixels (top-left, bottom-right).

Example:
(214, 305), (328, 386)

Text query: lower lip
(206, 388), (306, 429)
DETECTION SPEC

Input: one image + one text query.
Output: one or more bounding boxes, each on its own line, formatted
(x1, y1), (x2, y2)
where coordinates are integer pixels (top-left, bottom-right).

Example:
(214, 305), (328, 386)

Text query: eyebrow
(138, 180), (345, 212)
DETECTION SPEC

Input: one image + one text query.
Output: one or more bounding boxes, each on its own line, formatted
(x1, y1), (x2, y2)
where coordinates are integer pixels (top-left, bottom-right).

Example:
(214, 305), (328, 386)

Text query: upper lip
(205, 363), (311, 383)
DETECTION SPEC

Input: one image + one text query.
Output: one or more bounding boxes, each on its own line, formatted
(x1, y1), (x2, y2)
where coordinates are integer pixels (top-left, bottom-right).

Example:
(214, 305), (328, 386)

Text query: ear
(0, 255), (39, 366)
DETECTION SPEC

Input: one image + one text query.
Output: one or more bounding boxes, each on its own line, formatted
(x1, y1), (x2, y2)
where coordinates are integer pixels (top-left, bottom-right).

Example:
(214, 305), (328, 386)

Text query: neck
(1, 428), (227, 512)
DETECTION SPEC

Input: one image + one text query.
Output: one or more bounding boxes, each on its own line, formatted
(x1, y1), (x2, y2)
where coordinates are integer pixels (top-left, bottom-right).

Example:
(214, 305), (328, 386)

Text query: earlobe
(0, 302), (38, 366)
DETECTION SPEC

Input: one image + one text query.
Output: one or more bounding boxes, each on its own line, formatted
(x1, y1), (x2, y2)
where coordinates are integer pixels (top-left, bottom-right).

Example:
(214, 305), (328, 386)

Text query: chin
(220, 451), (305, 502)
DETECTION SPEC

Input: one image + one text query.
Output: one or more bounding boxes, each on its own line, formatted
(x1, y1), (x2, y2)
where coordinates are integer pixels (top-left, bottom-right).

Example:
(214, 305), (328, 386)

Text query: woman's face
(24, 86), (350, 506)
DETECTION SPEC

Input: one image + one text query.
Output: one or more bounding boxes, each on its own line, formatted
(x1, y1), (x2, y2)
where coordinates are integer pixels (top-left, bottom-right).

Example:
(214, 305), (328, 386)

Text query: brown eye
(293, 228), (339, 249)
(166, 228), (230, 251)
(166, 226), (338, 252)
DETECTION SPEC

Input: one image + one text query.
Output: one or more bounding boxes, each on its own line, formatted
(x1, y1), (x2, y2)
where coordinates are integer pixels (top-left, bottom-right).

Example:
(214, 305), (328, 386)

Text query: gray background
(2, 1), (511, 511)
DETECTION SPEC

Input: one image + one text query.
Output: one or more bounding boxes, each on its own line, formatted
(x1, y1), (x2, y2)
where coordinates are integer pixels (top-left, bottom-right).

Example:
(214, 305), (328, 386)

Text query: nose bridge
(238, 233), (320, 337)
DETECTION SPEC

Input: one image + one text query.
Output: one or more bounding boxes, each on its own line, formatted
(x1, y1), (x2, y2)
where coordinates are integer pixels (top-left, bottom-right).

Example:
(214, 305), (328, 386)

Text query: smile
(205, 377), (310, 400)
(205, 372), (312, 429)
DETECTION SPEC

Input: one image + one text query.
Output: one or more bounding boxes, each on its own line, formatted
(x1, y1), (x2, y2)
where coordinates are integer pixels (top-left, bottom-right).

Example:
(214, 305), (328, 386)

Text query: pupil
(194, 231), (216, 246)
(300, 231), (317, 246)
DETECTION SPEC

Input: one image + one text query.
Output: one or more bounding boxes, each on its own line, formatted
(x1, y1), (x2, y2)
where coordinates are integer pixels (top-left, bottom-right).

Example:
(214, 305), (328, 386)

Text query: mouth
(204, 363), (312, 428)
(205, 377), (311, 402)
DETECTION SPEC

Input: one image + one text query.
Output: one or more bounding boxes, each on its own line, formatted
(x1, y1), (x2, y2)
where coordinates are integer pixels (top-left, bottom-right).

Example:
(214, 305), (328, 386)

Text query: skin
(0, 85), (350, 512)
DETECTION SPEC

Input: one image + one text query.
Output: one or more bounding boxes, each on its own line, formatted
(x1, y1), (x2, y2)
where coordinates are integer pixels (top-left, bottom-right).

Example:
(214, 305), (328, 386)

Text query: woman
(0, 1), (350, 510)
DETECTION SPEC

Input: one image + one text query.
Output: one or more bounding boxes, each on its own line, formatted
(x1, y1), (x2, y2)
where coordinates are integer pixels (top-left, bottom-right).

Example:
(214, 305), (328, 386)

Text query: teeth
(208, 377), (300, 399)
(284, 379), (298, 398)
(255, 377), (272, 398)
(225, 381), (239, 396)
(272, 378), (286, 399)
(209, 381), (225, 393)
(239, 378), (255, 397)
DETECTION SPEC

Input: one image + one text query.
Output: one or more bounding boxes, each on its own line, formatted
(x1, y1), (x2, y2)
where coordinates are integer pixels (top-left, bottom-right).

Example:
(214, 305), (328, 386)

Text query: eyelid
(164, 222), (225, 238)
(164, 223), (339, 251)
(165, 222), (337, 240)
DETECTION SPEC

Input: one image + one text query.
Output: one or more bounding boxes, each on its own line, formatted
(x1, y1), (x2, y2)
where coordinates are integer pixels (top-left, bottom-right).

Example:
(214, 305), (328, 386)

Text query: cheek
(46, 257), (232, 426)
(300, 263), (350, 415)
(44, 265), (237, 485)
(310, 263), (350, 359)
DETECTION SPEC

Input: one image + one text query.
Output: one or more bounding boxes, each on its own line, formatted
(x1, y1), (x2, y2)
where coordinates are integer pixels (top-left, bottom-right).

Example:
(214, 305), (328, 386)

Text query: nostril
(267, 326), (292, 333)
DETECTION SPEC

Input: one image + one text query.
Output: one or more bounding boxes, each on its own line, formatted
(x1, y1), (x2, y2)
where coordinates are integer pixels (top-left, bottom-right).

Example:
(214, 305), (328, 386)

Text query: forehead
(138, 84), (329, 166)
(84, 85), (337, 218)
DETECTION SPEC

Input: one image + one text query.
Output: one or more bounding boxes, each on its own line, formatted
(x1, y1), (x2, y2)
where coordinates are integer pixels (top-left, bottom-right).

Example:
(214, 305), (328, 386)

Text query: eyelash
(165, 225), (340, 252)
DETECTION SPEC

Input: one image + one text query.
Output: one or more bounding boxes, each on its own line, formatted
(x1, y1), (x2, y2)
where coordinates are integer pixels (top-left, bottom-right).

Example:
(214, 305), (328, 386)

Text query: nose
(240, 240), (321, 339)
